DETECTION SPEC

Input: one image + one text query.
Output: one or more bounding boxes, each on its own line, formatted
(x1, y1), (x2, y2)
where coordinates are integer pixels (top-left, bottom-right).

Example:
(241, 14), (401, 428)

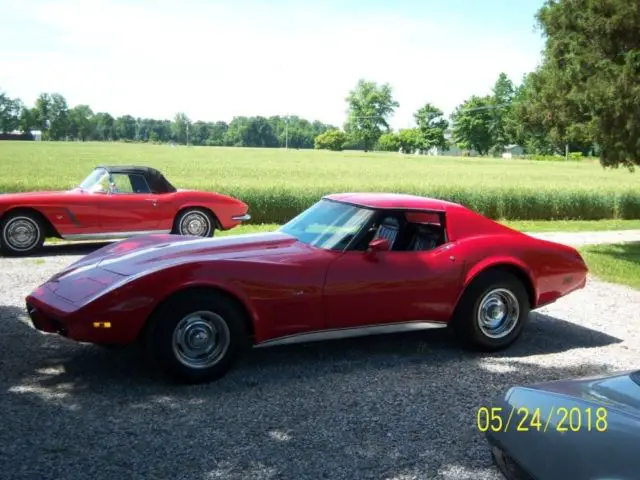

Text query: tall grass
(1, 141), (638, 223)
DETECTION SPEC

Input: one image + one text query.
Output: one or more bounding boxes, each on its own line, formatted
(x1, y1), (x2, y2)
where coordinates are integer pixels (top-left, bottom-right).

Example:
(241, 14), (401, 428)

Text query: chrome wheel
(171, 311), (230, 369)
(179, 211), (211, 237)
(3, 216), (41, 252)
(476, 288), (520, 339)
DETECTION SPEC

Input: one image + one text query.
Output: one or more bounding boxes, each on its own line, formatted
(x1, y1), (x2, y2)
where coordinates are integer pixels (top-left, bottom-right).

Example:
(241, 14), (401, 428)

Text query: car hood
(0, 190), (71, 203)
(60, 231), (303, 277)
(512, 369), (640, 418)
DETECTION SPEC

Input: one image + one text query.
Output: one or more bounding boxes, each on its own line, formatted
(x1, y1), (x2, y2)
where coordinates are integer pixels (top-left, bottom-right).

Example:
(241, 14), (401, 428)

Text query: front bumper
(231, 213), (251, 222)
(25, 288), (134, 345)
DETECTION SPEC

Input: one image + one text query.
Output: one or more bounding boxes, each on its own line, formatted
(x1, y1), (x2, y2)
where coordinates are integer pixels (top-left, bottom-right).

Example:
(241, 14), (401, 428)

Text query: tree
(413, 103), (449, 151)
(377, 132), (401, 152)
(450, 95), (494, 155)
(396, 128), (422, 153)
(115, 115), (136, 140)
(91, 112), (116, 141)
(68, 105), (94, 141)
(344, 79), (399, 151)
(171, 112), (191, 144)
(47, 93), (70, 140)
(0, 92), (22, 134)
(488, 73), (516, 155)
(533, 0), (640, 169)
(314, 129), (346, 151)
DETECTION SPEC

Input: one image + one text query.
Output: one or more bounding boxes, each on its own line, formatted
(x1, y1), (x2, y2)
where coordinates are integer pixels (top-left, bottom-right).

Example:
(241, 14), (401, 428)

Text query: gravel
(1, 233), (639, 480)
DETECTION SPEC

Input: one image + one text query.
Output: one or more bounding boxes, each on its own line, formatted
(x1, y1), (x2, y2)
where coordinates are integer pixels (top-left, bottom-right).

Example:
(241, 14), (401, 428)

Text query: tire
(450, 270), (530, 351)
(0, 211), (45, 256)
(144, 290), (248, 384)
(173, 208), (215, 238)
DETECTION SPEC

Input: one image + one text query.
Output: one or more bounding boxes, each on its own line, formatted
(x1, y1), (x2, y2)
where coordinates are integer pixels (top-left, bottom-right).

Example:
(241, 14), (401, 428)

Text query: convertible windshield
(279, 199), (374, 250)
(78, 168), (110, 192)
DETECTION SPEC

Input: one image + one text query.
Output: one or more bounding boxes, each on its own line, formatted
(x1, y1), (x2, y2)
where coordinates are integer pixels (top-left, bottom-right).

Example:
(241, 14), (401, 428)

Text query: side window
(109, 173), (151, 194)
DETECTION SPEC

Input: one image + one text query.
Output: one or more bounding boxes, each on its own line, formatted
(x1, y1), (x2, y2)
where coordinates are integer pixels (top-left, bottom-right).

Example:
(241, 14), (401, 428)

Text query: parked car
(0, 165), (251, 256)
(25, 192), (588, 383)
(484, 369), (640, 479)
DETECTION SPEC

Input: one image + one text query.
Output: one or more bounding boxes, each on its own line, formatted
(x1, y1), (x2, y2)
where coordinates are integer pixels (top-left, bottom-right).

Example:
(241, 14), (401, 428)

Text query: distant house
(502, 144), (524, 159)
(3, 129), (42, 141)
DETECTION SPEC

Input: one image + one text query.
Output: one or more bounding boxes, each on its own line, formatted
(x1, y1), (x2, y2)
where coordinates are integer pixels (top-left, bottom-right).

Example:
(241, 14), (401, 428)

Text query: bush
(314, 129), (347, 151)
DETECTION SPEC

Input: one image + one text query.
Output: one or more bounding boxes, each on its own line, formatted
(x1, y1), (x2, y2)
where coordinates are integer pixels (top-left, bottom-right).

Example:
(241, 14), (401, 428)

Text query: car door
(92, 172), (164, 233)
(323, 244), (464, 329)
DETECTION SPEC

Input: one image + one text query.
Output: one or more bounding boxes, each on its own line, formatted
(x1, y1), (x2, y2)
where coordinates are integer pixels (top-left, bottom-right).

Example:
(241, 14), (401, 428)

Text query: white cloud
(0, 0), (544, 129)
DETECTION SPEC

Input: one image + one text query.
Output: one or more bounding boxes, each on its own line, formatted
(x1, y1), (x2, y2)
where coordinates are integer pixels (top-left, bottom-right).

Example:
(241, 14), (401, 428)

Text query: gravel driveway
(1, 234), (639, 480)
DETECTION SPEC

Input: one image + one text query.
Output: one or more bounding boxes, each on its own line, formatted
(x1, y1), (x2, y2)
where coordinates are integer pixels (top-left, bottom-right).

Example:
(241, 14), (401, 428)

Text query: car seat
(408, 224), (442, 251)
(372, 217), (400, 250)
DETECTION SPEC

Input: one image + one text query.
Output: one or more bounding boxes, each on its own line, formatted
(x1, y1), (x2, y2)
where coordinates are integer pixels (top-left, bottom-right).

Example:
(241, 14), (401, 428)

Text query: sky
(0, 0), (547, 130)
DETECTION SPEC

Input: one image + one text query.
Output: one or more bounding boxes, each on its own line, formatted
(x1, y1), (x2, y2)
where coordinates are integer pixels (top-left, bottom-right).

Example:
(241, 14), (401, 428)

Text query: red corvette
(0, 165), (251, 256)
(25, 193), (588, 384)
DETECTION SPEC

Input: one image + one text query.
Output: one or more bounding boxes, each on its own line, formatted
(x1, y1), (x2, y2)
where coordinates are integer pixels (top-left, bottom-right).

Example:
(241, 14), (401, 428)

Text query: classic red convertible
(25, 193), (588, 384)
(0, 165), (251, 256)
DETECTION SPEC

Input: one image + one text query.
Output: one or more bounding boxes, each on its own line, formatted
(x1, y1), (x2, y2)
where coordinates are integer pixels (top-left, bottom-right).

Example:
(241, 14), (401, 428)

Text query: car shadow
(0, 304), (625, 480)
(0, 305), (622, 392)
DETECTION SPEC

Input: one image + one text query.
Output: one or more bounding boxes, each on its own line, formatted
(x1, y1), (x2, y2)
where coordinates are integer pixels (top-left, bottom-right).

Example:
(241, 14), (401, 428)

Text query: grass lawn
(1, 141), (640, 223)
(579, 242), (640, 289)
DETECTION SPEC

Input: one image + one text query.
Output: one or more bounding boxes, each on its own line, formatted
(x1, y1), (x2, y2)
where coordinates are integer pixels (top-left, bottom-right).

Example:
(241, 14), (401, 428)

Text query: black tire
(144, 290), (248, 384)
(0, 211), (45, 256)
(450, 269), (530, 351)
(173, 208), (216, 237)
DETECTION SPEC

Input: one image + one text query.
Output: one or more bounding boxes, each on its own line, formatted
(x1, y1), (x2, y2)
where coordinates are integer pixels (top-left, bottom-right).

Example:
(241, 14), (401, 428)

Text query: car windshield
(78, 168), (110, 192)
(279, 199), (374, 250)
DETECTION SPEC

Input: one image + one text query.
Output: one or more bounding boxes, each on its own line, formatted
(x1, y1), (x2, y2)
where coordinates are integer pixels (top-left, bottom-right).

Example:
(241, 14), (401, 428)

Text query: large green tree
(344, 79), (399, 151)
(533, 0), (640, 169)
(488, 73), (516, 155)
(450, 95), (494, 155)
(413, 103), (449, 151)
(0, 91), (22, 134)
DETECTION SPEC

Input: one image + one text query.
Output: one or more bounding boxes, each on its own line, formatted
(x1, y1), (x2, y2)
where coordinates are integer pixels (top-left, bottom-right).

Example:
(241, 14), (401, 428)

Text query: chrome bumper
(232, 213), (251, 222)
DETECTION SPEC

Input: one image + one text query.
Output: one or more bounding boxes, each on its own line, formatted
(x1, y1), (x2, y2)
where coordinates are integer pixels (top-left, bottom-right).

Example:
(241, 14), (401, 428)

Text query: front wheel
(144, 290), (248, 383)
(450, 270), (530, 351)
(173, 208), (216, 237)
(0, 211), (45, 256)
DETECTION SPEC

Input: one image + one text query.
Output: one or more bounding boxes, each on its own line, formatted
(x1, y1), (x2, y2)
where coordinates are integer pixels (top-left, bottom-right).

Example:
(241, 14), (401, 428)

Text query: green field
(1, 141), (639, 223)
(579, 243), (640, 290)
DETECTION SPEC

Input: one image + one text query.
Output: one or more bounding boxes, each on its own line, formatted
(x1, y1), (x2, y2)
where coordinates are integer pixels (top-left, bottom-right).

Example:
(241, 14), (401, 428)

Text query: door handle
(145, 199), (158, 207)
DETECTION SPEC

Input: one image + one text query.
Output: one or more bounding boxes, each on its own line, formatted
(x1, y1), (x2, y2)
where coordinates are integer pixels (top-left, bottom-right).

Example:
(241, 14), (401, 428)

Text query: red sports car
(0, 165), (251, 256)
(25, 193), (588, 384)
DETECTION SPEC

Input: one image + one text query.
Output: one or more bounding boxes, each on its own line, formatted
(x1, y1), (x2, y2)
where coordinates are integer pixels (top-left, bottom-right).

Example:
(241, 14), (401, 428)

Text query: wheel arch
(455, 262), (538, 312)
(136, 284), (257, 345)
(0, 206), (61, 238)
(172, 205), (221, 232)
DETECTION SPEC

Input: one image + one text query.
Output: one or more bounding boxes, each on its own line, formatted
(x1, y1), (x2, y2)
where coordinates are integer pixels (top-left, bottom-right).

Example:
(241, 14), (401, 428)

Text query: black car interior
(351, 210), (447, 252)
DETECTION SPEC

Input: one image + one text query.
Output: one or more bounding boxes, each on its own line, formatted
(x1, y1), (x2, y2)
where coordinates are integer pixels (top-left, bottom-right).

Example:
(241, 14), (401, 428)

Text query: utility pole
(186, 122), (190, 147)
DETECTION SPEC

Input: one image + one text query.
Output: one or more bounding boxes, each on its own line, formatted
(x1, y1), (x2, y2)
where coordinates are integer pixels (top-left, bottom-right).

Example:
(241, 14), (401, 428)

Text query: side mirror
(366, 237), (390, 257)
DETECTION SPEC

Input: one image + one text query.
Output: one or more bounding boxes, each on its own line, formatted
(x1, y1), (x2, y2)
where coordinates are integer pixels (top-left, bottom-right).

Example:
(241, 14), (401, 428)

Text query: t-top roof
(323, 192), (464, 212)
(97, 165), (164, 176)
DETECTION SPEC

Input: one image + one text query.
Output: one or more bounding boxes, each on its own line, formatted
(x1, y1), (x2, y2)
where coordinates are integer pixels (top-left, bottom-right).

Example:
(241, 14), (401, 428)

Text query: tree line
(0, 92), (337, 149)
(1, 0), (638, 168)
(321, 0), (640, 169)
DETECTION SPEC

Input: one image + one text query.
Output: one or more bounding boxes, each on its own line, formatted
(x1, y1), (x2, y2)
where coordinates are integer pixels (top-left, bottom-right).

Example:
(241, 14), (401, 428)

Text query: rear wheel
(450, 270), (530, 351)
(173, 208), (215, 237)
(144, 290), (248, 383)
(0, 211), (45, 256)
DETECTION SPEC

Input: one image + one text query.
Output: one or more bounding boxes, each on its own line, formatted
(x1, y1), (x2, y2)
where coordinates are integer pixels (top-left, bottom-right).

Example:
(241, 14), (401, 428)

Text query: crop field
(1, 141), (639, 223)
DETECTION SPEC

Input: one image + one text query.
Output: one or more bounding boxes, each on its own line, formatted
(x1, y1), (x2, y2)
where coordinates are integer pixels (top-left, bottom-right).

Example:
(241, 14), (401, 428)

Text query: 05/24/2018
(476, 406), (608, 433)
